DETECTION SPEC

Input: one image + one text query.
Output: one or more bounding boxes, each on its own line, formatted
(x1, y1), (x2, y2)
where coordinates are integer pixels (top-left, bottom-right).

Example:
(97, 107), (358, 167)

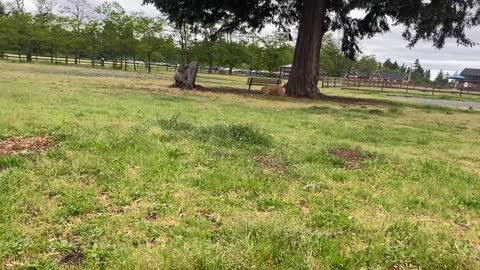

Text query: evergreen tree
(435, 70), (445, 84)
(144, 0), (480, 97)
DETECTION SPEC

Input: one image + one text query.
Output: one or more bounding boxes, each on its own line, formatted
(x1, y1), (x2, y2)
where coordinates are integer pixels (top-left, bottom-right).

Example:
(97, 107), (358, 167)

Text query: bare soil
(60, 249), (85, 265)
(177, 85), (391, 106)
(329, 148), (369, 169)
(0, 136), (51, 155)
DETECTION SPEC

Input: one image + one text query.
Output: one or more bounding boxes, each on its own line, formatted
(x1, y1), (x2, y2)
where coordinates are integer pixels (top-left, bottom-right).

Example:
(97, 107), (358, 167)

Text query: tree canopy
(144, 0), (480, 58)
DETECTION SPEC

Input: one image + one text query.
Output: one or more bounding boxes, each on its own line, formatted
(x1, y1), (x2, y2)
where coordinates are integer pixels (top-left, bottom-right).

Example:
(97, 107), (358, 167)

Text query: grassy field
(1, 62), (480, 269)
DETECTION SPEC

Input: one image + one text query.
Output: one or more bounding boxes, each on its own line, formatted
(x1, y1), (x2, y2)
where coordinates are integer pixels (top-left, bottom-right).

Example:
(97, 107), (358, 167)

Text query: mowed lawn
(1, 62), (480, 269)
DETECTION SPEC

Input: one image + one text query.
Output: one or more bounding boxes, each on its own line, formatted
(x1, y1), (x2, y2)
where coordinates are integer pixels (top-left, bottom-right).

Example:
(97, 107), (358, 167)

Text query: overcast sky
(24, 0), (480, 78)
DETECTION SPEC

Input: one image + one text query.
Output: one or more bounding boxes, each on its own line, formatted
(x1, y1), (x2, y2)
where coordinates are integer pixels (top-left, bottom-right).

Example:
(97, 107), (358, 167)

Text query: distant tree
(63, 0), (92, 64)
(0, 13), (15, 57)
(434, 70), (445, 84)
(216, 36), (249, 75)
(425, 69), (432, 81)
(383, 59), (395, 70)
(355, 55), (378, 74)
(245, 41), (264, 75)
(392, 61), (400, 70)
(261, 33), (293, 75)
(191, 25), (219, 73)
(157, 36), (179, 64)
(9, 0), (24, 14)
(97, 1), (126, 68)
(319, 33), (352, 77)
(410, 59), (432, 83)
(84, 20), (101, 67)
(33, 0), (54, 17)
(174, 20), (195, 65)
(135, 16), (163, 72)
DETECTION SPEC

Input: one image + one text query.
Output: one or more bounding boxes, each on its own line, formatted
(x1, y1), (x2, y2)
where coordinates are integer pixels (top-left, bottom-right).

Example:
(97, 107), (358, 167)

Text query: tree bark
(147, 54), (151, 73)
(285, 0), (328, 98)
(174, 62), (199, 89)
(66, 47), (69, 64)
(26, 46), (32, 62)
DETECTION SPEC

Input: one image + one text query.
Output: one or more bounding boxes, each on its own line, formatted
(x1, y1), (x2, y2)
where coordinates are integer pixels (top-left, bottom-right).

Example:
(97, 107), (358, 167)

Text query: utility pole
(408, 65), (413, 82)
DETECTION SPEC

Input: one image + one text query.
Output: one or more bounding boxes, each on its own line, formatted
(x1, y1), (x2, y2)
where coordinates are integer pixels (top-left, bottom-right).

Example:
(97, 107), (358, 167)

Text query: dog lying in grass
(261, 86), (286, 97)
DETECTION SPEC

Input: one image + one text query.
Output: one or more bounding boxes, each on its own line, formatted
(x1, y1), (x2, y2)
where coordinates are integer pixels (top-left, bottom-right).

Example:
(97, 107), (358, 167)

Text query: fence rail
(0, 53), (179, 72)
(321, 77), (480, 97)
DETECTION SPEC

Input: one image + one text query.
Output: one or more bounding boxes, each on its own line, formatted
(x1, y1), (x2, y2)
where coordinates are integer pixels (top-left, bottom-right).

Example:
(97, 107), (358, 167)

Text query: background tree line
(0, 0), (437, 83)
(0, 0), (295, 74)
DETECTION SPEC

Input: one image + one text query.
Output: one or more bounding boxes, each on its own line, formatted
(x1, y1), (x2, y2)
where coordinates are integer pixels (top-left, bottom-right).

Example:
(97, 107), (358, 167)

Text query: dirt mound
(329, 149), (368, 169)
(0, 136), (52, 155)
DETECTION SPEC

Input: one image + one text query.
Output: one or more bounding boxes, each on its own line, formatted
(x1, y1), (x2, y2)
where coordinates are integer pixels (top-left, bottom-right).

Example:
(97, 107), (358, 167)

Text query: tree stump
(174, 62), (199, 89)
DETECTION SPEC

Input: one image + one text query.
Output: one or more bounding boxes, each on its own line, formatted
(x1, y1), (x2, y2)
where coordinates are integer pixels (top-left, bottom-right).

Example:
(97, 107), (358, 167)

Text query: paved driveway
(392, 97), (480, 109)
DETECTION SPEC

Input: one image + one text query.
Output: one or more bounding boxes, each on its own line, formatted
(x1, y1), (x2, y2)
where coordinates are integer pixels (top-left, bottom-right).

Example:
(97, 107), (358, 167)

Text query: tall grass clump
(154, 113), (194, 131)
(197, 123), (272, 147)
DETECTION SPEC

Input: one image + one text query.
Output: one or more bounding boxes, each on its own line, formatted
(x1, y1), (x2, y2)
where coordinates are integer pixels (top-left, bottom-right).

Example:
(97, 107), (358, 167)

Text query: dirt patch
(173, 85), (263, 96)
(171, 85), (390, 106)
(251, 155), (288, 175)
(0, 136), (52, 155)
(147, 212), (158, 222)
(60, 248), (85, 265)
(329, 149), (369, 169)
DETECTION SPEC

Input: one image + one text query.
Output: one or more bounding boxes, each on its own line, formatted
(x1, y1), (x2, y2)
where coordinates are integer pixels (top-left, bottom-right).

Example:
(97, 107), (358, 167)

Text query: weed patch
(459, 195), (480, 211)
(154, 113), (194, 131)
(197, 123), (272, 148)
(310, 208), (357, 231)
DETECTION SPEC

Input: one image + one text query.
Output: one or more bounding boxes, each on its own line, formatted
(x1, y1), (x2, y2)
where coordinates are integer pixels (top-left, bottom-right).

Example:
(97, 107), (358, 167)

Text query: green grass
(1, 62), (480, 269)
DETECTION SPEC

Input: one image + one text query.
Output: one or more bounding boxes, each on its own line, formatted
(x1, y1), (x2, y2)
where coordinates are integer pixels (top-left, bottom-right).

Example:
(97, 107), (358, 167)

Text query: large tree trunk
(174, 62), (199, 89)
(285, 0), (328, 98)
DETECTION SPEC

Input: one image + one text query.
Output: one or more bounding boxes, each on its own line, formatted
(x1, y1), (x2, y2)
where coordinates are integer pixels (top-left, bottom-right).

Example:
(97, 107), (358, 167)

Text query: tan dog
(262, 86), (286, 97)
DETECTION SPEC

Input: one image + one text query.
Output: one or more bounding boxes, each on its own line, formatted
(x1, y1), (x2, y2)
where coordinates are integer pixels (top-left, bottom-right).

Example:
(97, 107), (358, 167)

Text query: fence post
(406, 84), (409, 93)
(460, 87), (463, 96)
(381, 81), (384, 92)
(432, 86), (435, 95)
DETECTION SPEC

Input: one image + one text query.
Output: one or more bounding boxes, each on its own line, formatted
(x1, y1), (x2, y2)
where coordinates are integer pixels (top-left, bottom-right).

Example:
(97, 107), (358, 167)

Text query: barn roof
(460, 68), (480, 80)
(379, 72), (407, 81)
(448, 71), (465, 80)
